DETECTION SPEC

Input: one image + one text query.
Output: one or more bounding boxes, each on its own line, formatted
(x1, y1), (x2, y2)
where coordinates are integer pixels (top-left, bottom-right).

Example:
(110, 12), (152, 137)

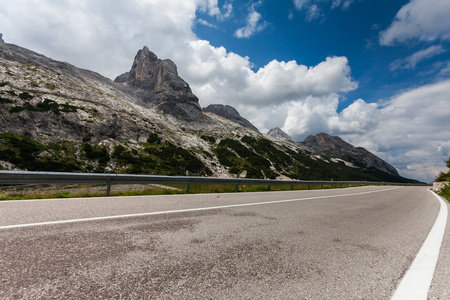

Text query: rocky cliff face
(302, 133), (399, 176)
(116, 46), (204, 123)
(202, 104), (260, 133)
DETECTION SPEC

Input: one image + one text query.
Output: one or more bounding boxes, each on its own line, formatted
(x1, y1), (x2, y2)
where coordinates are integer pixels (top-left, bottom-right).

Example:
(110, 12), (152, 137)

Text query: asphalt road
(0, 186), (448, 299)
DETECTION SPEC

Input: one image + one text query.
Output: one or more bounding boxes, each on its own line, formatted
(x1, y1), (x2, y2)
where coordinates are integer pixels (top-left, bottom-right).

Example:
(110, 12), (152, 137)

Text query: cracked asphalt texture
(1, 186), (448, 299)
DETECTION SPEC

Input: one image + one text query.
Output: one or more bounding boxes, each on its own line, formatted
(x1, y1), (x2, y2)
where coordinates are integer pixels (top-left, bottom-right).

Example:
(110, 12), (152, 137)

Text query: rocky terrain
(0, 42), (416, 182)
(202, 104), (260, 133)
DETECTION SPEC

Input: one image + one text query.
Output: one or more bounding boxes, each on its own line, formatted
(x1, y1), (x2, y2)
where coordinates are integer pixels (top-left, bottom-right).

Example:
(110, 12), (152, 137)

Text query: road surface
(0, 186), (448, 299)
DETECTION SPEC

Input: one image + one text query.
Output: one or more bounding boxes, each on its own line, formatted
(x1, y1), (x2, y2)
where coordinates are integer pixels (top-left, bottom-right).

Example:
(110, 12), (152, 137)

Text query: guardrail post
(106, 179), (111, 197)
(268, 184), (271, 191)
(291, 184), (294, 190)
(235, 184), (239, 192)
(186, 183), (190, 193)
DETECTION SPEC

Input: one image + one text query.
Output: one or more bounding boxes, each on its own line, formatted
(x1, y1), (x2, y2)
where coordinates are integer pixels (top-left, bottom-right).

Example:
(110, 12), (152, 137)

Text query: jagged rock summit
(115, 46), (203, 123)
(267, 127), (295, 142)
(202, 104), (260, 133)
(303, 133), (399, 176)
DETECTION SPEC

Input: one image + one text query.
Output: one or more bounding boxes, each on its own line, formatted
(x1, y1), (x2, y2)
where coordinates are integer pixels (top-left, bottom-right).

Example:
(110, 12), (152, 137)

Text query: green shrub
(18, 92), (33, 100)
(147, 133), (161, 144)
(83, 144), (110, 165)
(201, 135), (216, 144)
(218, 138), (254, 158)
(0, 96), (14, 104)
(213, 147), (236, 167)
(9, 99), (83, 115)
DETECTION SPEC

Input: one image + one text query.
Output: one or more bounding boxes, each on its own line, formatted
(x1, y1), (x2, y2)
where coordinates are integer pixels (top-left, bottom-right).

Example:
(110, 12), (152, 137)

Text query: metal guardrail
(0, 170), (429, 196)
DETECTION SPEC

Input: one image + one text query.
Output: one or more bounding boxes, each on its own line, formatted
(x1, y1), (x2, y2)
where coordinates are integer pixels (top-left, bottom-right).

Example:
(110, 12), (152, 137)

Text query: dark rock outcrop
(203, 104), (260, 133)
(302, 133), (399, 176)
(267, 127), (294, 141)
(114, 72), (129, 83)
(0, 34), (4, 43)
(119, 46), (204, 122)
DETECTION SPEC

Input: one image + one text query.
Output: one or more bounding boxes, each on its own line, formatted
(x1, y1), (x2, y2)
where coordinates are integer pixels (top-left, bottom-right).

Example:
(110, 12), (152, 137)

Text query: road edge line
(391, 190), (448, 300)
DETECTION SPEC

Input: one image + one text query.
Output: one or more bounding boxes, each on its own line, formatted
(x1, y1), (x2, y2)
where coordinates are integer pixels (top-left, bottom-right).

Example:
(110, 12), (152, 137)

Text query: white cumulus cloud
(329, 79), (450, 182)
(380, 0), (450, 46)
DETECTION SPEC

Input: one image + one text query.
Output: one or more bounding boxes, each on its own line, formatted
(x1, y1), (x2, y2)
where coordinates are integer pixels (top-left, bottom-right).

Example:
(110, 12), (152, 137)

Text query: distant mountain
(0, 42), (416, 182)
(203, 104), (260, 133)
(267, 127), (295, 142)
(301, 133), (399, 176)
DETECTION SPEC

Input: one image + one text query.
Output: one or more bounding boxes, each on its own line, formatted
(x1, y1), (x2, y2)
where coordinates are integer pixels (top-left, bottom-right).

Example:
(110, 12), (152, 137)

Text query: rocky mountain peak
(127, 46), (161, 89)
(267, 127), (295, 141)
(202, 104), (260, 133)
(0, 33), (4, 43)
(116, 46), (204, 123)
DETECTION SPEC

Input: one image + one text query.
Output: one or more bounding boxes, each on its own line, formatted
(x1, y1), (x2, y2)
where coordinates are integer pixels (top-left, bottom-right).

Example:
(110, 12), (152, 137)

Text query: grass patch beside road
(439, 185), (450, 202)
(0, 183), (360, 201)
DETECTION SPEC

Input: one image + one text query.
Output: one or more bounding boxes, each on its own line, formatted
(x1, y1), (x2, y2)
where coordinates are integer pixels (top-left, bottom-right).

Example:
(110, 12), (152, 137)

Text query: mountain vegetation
(435, 157), (450, 200)
(435, 157), (450, 182)
(0, 42), (418, 183)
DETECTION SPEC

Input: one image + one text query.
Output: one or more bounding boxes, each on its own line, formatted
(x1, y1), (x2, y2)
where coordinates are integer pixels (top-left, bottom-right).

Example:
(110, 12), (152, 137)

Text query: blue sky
(194, 0), (450, 109)
(1, 0), (450, 182)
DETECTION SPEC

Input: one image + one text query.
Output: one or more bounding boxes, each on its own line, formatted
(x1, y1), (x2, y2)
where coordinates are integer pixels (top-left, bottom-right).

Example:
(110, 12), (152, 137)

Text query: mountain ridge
(0, 42), (416, 182)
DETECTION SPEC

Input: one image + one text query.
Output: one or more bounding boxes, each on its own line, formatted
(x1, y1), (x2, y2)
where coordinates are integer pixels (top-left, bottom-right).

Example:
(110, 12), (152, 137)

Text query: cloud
(183, 41), (358, 108)
(197, 0), (233, 20)
(288, 9), (295, 20)
(327, 79), (450, 182)
(282, 95), (340, 139)
(305, 5), (321, 22)
(389, 45), (447, 71)
(380, 0), (450, 46)
(331, 0), (356, 10)
(197, 19), (218, 29)
(293, 0), (309, 10)
(293, 0), (358, 21)
(329, 99), (379, 133)
(438, 61), (450, 76)
(0, 0), (199, 79)
(235, 2), (268, 38)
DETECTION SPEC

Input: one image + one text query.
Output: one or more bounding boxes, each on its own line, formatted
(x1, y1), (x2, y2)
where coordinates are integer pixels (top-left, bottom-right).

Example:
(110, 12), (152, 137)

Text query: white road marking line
(391, 191), (448, 300)
(0, 187), (399, 230)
